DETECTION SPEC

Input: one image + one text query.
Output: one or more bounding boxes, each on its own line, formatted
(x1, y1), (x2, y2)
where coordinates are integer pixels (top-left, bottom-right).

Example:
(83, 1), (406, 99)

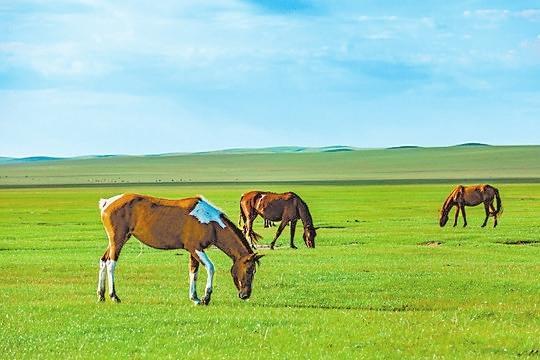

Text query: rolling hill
(0, 145), (539, 186)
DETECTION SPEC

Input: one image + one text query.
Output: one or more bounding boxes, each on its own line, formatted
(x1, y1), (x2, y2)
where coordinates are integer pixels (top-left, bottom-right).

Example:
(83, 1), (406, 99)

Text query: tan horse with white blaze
(97, 194), (263, 305)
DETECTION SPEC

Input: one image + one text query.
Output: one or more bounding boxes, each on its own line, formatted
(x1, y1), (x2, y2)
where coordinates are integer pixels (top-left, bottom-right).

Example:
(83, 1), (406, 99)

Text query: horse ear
(251, 253), (265, 265)
(246, 253), (264, 263)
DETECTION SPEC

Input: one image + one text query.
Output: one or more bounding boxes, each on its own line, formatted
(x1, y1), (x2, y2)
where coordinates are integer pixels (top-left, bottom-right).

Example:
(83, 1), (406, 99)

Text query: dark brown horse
(97, 194), (263, 305)
(239, 191), (317, 249)
(439, 184), (502, 228)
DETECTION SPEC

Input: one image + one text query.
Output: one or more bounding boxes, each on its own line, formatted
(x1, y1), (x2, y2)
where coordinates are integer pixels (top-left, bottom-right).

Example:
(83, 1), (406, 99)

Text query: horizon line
(3, 142), (540, 160)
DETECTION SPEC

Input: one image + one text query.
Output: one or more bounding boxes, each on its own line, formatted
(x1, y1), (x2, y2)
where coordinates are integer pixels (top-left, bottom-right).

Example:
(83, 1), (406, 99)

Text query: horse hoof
(97, 295), (105, 302)
(110, 295), (121, 303)
(291, 246), (297, 249)
(192, 299), (202, 306)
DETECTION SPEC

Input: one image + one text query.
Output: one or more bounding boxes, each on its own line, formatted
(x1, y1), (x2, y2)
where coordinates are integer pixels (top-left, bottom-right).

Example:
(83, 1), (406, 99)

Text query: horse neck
(213, 221), (253, 261)
(297, 199), (313, 229)
(442, 194), (456, 213)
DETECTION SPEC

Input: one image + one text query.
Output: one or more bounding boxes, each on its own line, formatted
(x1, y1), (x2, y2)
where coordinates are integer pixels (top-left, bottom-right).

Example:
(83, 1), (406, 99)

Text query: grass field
(1, 181), (539, 358)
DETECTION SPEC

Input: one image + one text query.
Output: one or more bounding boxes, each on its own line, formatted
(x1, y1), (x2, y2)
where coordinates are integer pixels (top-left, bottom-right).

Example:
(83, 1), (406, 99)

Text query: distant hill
(1, 145), (539, 186)
(454, 143), (491, 147)
(2, 156), (63, 164)
(0, 156), (13, 164)
(1, 144), (499, 162)
(194, 145), (357, 155)
(319, 146), (355, 152)
(387, 145), (422, 150)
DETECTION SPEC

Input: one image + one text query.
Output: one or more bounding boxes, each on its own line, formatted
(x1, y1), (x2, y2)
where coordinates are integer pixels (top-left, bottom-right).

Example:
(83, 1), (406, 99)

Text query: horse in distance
(239, 191), (317, 250)
(439, 184), (502, 228)
(97, 193), (264, 305)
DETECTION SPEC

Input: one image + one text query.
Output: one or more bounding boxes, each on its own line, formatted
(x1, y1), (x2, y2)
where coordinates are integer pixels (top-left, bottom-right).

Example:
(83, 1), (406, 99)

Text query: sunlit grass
(1, 183), (539, 358)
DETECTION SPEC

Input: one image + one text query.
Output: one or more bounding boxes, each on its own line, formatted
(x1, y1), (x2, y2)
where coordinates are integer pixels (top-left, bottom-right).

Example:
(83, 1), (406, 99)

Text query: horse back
(101, 194), (214, 250)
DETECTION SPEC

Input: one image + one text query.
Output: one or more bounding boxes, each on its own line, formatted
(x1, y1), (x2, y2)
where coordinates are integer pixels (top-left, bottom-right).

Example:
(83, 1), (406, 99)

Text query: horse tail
(98, 198), (108, 211)
(248, 229), (263, 245)
(491, 187), (503, 217)
(238, 202), (245, 227)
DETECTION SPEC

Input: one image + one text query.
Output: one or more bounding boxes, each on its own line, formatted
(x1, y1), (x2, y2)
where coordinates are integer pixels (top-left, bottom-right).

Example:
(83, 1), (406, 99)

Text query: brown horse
(439, 184), (502, 228)
(239, 191), (317, 250)
(97, 193), (264, 305)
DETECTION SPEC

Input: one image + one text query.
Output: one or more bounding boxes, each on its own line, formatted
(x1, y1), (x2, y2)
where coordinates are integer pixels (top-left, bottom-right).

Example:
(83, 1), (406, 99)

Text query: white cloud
(0, 41), (115, 76)
(464, 8), (540, 21)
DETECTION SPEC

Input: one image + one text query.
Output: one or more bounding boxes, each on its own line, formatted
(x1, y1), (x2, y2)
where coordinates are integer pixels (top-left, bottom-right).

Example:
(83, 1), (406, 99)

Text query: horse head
(439, 207), (449, 227)
(231, 253), (264, 300)
(303, 226), (317, 248)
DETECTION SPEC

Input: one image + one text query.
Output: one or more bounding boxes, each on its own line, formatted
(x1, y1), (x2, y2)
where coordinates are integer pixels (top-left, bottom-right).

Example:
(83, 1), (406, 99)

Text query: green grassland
(1, 182), (539, 358)
(2, 145), (540, 185)
(1, 146), (539, 358)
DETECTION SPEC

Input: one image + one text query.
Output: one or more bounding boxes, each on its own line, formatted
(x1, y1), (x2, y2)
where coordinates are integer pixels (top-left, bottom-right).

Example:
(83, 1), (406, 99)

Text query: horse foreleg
(461, 205), (468, 227)
(481, 203), (490, 228)
(453, 205), (460, 227)
(270, 221), (288, 250)
(188, 254), (201, 305)
(195, 250), (215, 306)
(290, 220), (298, 249)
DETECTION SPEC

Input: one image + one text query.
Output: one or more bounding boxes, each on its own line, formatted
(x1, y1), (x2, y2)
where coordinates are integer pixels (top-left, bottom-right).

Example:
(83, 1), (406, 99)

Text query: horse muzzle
(238, 290), (251, 300)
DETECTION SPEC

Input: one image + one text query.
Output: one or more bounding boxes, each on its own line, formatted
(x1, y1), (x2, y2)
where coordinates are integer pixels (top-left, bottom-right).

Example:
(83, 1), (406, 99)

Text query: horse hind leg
(97, 247), (109, 302)
(245, 213), (258, 249)
(489, 203), (498, 228)
(481, 203), (490, 228)
(105, 227), (131, 303)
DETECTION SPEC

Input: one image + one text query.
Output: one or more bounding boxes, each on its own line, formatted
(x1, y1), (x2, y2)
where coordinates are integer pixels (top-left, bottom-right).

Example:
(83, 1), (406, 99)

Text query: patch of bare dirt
(418, 241), (443, 247)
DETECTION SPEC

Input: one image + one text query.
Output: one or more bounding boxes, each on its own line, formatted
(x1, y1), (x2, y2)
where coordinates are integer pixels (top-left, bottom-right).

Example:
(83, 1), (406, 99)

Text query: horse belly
(260, 207), (283, 222)
(132, 217), (185, 250)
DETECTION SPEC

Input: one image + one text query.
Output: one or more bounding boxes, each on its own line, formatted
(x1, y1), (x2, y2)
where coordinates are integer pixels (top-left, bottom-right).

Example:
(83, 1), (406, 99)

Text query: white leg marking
(106, 260), (117, 296)
(195, 250), (215, 293)
(97, 260), (106, 295)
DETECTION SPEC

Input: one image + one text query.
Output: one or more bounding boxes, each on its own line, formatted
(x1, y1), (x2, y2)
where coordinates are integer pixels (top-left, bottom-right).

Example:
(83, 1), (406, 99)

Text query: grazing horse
(239, 191), (317, 250)
(439, 184), (503, 228)
(97, 193), (264, 305)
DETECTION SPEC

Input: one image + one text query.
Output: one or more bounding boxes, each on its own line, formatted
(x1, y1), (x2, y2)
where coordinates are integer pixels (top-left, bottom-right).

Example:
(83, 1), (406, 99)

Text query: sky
(0, 0), (539, 157)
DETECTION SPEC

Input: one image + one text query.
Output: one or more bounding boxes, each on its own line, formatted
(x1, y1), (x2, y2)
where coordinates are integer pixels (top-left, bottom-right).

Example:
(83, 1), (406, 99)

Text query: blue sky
(1, 0), (539, 156)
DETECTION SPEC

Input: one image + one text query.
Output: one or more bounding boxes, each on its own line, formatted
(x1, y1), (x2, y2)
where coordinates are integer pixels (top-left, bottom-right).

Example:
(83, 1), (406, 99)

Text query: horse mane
(219, 215), (255, 254)
(442, 185), (463, 212)
(295, 195), (314, 228)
